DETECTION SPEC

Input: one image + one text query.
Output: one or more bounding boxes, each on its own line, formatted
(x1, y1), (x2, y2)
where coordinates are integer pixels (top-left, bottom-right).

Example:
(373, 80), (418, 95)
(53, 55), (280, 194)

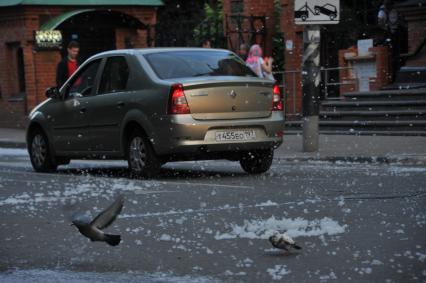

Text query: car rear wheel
(127, 129), (161, 177)
(240, 149), (273, 174)
(29, 128), (57, 172)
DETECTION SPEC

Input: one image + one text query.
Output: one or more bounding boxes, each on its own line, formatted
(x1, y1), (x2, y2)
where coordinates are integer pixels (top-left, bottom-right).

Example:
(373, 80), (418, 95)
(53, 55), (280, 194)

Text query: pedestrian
(56, 41), (80, 88)
(377, 0), (402, 82)
(201, 39), (211, 48)
(238, 43), (249, 61)
(245, 44), (273, 80)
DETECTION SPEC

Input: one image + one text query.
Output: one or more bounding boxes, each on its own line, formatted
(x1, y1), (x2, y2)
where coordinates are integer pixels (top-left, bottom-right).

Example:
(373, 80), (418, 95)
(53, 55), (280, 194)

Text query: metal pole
(302, 25), (321, 152)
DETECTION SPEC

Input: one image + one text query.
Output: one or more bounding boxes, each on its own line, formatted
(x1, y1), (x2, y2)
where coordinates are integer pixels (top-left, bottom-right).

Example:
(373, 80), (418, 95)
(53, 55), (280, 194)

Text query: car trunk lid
(179, 77), (275, 120)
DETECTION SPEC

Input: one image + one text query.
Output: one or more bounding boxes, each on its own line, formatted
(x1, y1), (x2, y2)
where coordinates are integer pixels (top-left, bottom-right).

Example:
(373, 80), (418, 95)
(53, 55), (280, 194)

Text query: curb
(274, 155), (426, 166)
(0, 141), (26, 149)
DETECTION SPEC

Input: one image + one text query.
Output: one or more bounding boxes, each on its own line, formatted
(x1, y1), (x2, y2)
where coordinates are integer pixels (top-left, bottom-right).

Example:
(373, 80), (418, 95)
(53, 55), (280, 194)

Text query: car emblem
(229, 90), (237, 98)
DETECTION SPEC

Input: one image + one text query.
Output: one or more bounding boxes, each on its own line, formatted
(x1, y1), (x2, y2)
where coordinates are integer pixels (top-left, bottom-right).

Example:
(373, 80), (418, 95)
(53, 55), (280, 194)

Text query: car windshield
(144, 50), (257, 79)
(324, 4), (335, 10)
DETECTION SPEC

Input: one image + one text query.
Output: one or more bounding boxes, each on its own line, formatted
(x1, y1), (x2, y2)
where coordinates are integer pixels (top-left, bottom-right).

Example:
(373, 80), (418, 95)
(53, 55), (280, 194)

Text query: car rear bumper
(152, 112), (284, 155)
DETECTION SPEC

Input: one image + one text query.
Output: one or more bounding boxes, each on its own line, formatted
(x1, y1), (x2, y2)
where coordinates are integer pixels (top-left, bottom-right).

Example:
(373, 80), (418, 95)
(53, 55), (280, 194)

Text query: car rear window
(144, 51), (257, 79)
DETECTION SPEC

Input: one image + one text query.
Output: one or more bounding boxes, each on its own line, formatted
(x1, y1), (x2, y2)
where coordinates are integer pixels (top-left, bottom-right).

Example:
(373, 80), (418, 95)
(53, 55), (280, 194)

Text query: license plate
(215, 130), (256, 141)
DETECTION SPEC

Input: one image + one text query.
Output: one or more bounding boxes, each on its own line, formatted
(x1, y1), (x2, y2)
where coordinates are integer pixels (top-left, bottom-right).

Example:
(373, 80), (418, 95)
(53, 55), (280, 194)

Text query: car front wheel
(240, 149), (274, 174)
(127, 129), (161, 177)
(29, 128), (57, 172)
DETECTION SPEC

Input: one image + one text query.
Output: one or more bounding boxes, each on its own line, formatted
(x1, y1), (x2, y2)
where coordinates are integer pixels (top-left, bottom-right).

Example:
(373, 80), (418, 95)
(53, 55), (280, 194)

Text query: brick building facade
(1, 0), (425, 128)
(0, 1), (162, 128)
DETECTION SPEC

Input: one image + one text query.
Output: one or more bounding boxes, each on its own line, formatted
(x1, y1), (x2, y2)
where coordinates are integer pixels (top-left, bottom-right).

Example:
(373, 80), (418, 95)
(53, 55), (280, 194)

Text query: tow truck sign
(295, 0), (340, 25)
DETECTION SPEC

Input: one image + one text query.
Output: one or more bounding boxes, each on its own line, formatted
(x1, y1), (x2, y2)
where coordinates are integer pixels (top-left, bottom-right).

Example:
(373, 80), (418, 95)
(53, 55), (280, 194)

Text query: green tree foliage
(193, 0), (225, 48)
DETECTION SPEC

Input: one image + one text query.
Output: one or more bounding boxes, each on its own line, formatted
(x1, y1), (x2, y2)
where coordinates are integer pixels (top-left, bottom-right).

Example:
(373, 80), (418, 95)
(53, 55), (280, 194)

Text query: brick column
(281, 0), (304, 116)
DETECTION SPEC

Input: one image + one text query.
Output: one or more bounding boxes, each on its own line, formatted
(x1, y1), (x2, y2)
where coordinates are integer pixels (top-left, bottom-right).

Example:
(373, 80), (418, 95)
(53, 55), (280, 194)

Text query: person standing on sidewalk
(245, 44), (273, 80)
(56, 41), (80, 88)
(238, 43), (249, 61)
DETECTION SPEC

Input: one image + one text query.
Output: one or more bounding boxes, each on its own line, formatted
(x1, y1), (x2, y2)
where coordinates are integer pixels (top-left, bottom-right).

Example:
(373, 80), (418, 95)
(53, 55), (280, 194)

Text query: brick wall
(0, 7), (28, 128)
(0, 5), (157, 128)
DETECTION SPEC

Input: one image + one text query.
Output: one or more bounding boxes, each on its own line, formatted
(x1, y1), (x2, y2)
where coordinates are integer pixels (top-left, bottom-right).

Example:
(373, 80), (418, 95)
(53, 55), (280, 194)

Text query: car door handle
(116, 101), (125, 108)
(80, 107), (87, 114)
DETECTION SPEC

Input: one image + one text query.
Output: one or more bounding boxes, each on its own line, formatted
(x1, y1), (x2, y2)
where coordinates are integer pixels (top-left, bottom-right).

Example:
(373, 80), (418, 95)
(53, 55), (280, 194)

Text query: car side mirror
(45, 86), (59, 99)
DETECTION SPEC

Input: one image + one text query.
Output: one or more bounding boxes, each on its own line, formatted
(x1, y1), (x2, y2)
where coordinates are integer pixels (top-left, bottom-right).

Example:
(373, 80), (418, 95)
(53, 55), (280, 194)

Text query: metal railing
(273, 66), (358, 115)
(321, 66), (356, 99)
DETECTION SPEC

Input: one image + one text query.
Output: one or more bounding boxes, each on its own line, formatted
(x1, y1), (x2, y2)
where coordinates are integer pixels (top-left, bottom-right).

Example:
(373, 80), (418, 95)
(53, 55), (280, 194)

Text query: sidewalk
(276, 134), (426, 165)
(0, 128), (25, 149)
(0, 128), (425, 165)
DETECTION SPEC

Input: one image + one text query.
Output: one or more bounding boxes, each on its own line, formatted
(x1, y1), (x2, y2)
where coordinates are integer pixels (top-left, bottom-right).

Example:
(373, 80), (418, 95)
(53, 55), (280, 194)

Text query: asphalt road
(0, 148), (425, 282)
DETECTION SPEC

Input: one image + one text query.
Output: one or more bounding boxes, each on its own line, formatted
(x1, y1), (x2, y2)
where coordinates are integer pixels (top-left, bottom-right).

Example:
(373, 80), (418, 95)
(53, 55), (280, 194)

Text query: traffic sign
(295, 0), (340, 25)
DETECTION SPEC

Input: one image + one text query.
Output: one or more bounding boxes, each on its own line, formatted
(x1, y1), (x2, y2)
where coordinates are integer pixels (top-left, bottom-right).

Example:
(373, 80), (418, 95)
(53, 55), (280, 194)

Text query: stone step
(286, 120), (426, 127)
(343, 92), (426, 101)
(283, 129), (426, 136)
(342, 88), (426, 99)
(320, 110), (426, 121)
(321, 100), (426, 108)
(321, 109), (426, 117)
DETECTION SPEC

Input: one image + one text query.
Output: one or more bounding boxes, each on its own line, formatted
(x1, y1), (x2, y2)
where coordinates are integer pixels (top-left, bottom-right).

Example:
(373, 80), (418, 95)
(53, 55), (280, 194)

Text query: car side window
(98, 56), (130, 94)
(68, 59), (101, 98)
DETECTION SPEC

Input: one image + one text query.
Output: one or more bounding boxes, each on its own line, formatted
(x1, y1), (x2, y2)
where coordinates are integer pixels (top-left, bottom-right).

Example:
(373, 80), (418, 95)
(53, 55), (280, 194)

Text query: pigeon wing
(91, 195), (124, 229)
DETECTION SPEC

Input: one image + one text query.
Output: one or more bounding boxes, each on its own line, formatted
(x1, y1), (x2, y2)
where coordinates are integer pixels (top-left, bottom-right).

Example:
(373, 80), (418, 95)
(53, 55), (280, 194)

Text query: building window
(5, 42), (26, 98)
(231, 0), (244, 15)
(17, 47), (26, 93)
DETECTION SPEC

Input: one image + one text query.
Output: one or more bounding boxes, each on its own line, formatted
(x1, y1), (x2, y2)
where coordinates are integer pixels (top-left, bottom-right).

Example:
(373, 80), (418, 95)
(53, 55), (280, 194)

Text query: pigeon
(71, 195), (124, 246)
(269, 231), (302, 252)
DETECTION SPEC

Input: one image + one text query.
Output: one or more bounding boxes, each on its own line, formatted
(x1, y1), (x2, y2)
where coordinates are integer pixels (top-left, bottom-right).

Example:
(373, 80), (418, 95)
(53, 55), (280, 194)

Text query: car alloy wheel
(29, 128), (57, 172)
(31, 134), (47, 168)
(129, 136), (147, 172)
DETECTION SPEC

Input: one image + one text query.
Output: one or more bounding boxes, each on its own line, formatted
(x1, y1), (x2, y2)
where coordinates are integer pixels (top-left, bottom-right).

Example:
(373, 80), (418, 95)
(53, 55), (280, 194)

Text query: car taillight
(272, 84), (283, 111)
(168, 83), (190, 114)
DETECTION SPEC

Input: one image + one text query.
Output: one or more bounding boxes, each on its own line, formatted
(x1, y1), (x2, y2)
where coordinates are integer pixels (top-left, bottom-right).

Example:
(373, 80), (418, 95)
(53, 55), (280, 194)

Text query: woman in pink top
(245, 44), (274, 80)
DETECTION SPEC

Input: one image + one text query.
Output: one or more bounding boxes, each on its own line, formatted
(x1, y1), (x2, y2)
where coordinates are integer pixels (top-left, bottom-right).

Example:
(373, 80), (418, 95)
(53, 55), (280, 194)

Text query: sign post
(301, 25), (321, 152)
(295, 0), (340, 152)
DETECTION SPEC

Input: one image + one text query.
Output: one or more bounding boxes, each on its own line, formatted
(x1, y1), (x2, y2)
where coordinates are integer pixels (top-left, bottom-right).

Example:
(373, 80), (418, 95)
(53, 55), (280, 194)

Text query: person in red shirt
(56, 41), (80, 87)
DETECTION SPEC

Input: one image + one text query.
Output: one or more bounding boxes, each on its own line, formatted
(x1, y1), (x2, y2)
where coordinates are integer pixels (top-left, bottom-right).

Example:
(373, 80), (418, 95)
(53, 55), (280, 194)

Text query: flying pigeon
(71, 195), (124, 246)
(269, 231), (302, 252)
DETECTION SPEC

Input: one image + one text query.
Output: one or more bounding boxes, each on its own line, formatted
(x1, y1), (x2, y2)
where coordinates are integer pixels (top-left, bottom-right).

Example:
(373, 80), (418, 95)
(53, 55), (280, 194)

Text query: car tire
(330, 14), (336, 20)
(301, 15), (307, 21)
(28, 128), (57, 172)
(240, 149), (273, 174)
(127, 129), (161, 178)
(314, 8), (320, 15)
